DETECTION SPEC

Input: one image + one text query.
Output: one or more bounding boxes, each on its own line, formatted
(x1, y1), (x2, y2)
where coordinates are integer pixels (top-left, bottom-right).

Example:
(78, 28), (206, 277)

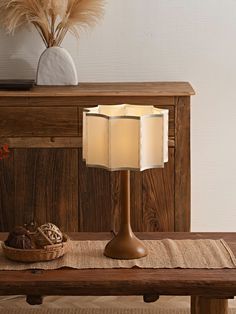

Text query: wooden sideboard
(0, 82), (195, 232)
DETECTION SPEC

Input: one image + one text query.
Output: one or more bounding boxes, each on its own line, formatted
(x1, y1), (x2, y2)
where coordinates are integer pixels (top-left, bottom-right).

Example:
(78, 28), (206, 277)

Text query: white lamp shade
(83, 105), (168, 171)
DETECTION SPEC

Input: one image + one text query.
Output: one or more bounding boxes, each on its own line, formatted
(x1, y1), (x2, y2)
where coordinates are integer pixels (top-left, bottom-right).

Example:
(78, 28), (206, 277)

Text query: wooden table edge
(0, 232), (236, 298)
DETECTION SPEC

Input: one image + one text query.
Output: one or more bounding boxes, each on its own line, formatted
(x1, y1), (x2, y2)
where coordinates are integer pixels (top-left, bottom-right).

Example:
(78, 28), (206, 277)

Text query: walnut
(5, 226), (35, 249)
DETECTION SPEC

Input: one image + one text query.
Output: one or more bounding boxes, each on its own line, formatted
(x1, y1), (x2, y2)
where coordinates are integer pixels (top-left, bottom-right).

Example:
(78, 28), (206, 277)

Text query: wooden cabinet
(0, 83), (195, 232)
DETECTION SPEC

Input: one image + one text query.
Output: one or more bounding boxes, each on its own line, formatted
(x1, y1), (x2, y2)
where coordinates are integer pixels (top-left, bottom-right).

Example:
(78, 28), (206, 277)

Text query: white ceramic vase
(36, 47), (78, 86)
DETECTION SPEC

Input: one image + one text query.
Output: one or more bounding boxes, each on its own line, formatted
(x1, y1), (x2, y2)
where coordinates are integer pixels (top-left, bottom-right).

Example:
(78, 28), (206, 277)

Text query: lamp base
(104, 231), (148, 260)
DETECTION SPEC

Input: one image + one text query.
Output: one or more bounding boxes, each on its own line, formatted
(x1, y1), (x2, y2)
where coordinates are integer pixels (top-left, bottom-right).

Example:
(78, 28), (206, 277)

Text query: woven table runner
(0, 239), (236, 270)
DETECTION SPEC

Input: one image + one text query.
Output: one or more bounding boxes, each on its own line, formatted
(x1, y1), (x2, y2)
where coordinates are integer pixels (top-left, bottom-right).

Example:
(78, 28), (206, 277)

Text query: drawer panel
(29, 97), (80, 107)
(0, 97), (29, 106)
(0, 107), (78, 137)
(78, 105), (175, 138)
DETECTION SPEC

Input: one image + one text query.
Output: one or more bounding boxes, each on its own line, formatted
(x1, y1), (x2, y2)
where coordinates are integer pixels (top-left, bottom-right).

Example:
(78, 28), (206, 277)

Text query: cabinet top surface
(0, 82), (195, 97)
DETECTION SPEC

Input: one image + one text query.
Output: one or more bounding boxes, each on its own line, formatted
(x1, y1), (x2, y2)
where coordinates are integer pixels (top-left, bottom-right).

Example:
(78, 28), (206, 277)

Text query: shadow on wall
(0, 27), (44, 79)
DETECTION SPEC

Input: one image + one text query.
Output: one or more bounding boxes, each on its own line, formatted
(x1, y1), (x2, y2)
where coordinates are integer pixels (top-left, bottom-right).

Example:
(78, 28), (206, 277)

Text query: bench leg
(191, 296), (228, 314)
(26, 295), (43, 305)
(143, 294), (159, 303)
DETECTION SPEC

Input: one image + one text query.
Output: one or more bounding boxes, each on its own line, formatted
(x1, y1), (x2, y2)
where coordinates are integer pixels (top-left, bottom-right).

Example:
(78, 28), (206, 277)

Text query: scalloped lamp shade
(83, 105), (169, 171)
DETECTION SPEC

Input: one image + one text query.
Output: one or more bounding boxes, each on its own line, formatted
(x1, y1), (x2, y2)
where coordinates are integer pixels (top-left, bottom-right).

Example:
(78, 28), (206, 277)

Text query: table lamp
(83, 104), (169, 259)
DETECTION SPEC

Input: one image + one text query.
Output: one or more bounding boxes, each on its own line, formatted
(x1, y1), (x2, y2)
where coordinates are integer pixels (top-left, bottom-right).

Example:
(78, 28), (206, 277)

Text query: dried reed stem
(0, 0), (105, 47)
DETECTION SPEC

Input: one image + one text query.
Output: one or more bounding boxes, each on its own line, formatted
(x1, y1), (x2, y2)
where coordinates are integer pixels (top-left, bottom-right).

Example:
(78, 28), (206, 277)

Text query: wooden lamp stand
(104, 170), (148, 260)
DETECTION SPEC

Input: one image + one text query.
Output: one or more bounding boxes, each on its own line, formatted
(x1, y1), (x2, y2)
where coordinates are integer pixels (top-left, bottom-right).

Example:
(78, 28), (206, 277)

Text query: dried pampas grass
(0, 0), (105, 47)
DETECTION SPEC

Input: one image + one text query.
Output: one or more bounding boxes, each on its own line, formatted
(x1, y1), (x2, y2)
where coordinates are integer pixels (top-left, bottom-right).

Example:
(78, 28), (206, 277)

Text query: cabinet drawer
(0, 97), (29, 106)
(0, 107), (78, 137)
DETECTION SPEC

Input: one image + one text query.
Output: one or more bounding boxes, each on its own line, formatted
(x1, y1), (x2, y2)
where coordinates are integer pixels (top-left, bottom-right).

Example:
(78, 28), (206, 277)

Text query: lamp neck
(120, 170), (131, 231)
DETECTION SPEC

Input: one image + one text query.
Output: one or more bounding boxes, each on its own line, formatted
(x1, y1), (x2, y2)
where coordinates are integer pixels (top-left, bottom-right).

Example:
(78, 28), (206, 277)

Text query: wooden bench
(1, 232), (235, 314)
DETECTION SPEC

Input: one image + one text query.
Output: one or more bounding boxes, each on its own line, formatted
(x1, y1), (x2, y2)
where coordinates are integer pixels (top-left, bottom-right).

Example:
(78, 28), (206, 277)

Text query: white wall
(0, 0), (236, 231)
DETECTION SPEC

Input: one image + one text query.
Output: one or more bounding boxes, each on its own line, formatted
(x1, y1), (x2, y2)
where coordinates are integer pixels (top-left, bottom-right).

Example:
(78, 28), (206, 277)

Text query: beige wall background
(0, 0), (236, 231)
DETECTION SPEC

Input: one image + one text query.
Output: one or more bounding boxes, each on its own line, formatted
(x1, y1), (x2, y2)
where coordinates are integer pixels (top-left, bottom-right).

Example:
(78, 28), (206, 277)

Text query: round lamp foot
(104, 232), (148, 260)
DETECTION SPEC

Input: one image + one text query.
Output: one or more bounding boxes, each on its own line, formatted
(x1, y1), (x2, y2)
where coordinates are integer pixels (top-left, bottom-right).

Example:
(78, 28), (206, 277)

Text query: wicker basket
(2, 234), (70, 263)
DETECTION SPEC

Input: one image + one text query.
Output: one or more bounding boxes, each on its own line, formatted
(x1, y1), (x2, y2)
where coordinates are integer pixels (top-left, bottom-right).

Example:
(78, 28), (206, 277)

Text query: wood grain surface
(0, 232), (235, 298)
(0, 107), (78, 137)
(174, 96), (191, 232)
(142, 148), (175, 232)
(0, 83), (194, 234)
(0, 82), (195, 97)
(78, 149), (112, 232)
(0, 149), (78, 231)
(1, 137), (82, 148)
(0, 96), (175, 107)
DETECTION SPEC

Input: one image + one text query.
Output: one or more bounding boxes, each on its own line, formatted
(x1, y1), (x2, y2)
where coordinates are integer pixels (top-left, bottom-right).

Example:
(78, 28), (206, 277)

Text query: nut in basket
(34, 223), (64, 248)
